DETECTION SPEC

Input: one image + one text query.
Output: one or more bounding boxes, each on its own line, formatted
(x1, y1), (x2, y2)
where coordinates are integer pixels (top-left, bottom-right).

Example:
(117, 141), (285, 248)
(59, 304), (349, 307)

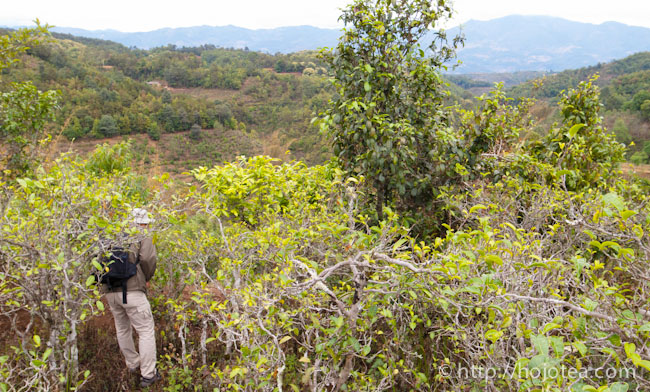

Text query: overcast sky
(2, 0), (650, 31)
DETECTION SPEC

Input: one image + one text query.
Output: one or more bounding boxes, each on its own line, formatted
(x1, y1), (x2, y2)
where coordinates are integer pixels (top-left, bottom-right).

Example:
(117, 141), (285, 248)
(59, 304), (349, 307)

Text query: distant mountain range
(50, 25), (342, 54)
(445, 15), (650, 73)
(23, 15), (650, 73)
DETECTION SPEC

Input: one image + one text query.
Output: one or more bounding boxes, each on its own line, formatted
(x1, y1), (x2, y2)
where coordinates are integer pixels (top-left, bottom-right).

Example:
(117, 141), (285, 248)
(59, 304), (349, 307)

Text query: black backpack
(99, 246), (140, 304)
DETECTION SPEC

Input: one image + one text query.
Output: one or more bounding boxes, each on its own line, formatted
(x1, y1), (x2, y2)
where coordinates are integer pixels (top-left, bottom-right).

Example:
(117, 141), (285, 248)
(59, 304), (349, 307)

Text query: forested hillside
(0, 29), (333, 169)
(7, 24), (648, 172)
(2, 3), (650, 391)
(44, 16), (650, 74)
(505, 52), (650, 161)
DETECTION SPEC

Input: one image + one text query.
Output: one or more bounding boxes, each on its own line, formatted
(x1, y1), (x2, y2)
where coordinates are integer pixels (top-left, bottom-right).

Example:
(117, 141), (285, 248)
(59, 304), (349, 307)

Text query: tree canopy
(317, 0), (463, 220)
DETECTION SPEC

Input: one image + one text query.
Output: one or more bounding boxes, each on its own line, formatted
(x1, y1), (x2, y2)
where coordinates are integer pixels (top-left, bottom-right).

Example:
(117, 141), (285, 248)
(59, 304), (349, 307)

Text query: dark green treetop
(317, 0), (463, 220)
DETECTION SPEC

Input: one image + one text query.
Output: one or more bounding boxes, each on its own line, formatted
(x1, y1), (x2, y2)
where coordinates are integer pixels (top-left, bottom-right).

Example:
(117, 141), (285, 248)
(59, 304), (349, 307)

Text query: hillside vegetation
(5, 24), (649, 173)
(0, 29), (333, 168)
(2, 5), (650, 392)
(506, 52), (650, 161)
(49, 16), (650, 74)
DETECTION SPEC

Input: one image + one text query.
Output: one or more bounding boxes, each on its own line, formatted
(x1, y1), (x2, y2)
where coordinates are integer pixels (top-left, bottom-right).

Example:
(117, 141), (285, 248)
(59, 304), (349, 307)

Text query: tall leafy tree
(317, 0), (462, 220)
(0, 22), (59, 181)
(93, 114), (118, 138)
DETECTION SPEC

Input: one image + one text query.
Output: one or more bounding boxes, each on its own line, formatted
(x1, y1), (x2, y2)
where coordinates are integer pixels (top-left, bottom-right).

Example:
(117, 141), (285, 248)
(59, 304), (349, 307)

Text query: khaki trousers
(106, 290), (157, 378)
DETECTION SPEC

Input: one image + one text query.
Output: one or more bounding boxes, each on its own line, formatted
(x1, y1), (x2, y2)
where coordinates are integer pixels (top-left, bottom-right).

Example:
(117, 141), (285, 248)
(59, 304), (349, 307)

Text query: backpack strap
(120, 242), (142, 305)
(122, 284), (128, 304)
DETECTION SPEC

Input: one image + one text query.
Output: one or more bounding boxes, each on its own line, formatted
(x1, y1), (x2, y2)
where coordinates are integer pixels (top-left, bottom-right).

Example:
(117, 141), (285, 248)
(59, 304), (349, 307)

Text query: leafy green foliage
(317, 0), (462, 219)
(0, 81), (59, 177)
(0, 23), (59, 180)
(508, 52), (650, 163)
(611, 117), (632, 144)
(0, 32), (341, 167)
(0, 154), (157, 389)
(0, 21), (50, 72)
(92, 114), (118, 138)
(528, 76), (625, 190)
(189, 123), (202, 140)
(455, 84), (534, 172)
(640, 99), (650, 121)
(85, 140), (133, 176)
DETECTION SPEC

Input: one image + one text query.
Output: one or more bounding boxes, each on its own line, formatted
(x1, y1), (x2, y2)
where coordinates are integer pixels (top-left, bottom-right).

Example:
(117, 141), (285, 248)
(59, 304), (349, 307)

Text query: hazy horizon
(3, 13), (650, 35)
(2, 0), (650, 32)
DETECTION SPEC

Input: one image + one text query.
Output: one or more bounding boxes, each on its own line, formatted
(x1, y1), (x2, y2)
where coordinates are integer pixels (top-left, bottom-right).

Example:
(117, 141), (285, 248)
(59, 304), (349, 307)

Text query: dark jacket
(101, 236), (157, 294)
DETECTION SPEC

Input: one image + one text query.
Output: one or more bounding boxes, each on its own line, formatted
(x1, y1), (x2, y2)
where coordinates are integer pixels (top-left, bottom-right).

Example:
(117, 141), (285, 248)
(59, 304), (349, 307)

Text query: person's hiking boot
(140, 370), (161, 388)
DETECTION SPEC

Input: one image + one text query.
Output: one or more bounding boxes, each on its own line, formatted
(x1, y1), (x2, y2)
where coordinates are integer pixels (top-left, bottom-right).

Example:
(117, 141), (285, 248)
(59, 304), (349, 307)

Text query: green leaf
(364, 81), (371, 92)
(603, 192), (625, 212)
(33, 334), (41, 347)
(583, 230), (596, 240)
(485, 254), (503, 267)
(636, 359), (650, 371)
(609, 382), (629, 392)
(531, 335), (549, 356)
(620, 210), (637, 220)
(392, 238), (407, 253)
(608, 334), (621, 347)
(485, 329), (503, 343)
(31, 359), (45, 367)
(256, 356), (269, 369)
(85, 275), (96, 287)
(469, 204), (487, 215)
(573, 341), (587, 356)
(527, 353), (557, 372)
(279, 336), (292, 345)
(624, 342), (637, 359)
(96, 300), (105, 312)
(582, 298), (598, 312)
(278, 273), (291, 285)
(601, 347), (620, 365)
(549, 336), (564, 357)
(92, 260), (103, 271)
(542, 323), (561, 334)
(568, 123), (585, 139)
